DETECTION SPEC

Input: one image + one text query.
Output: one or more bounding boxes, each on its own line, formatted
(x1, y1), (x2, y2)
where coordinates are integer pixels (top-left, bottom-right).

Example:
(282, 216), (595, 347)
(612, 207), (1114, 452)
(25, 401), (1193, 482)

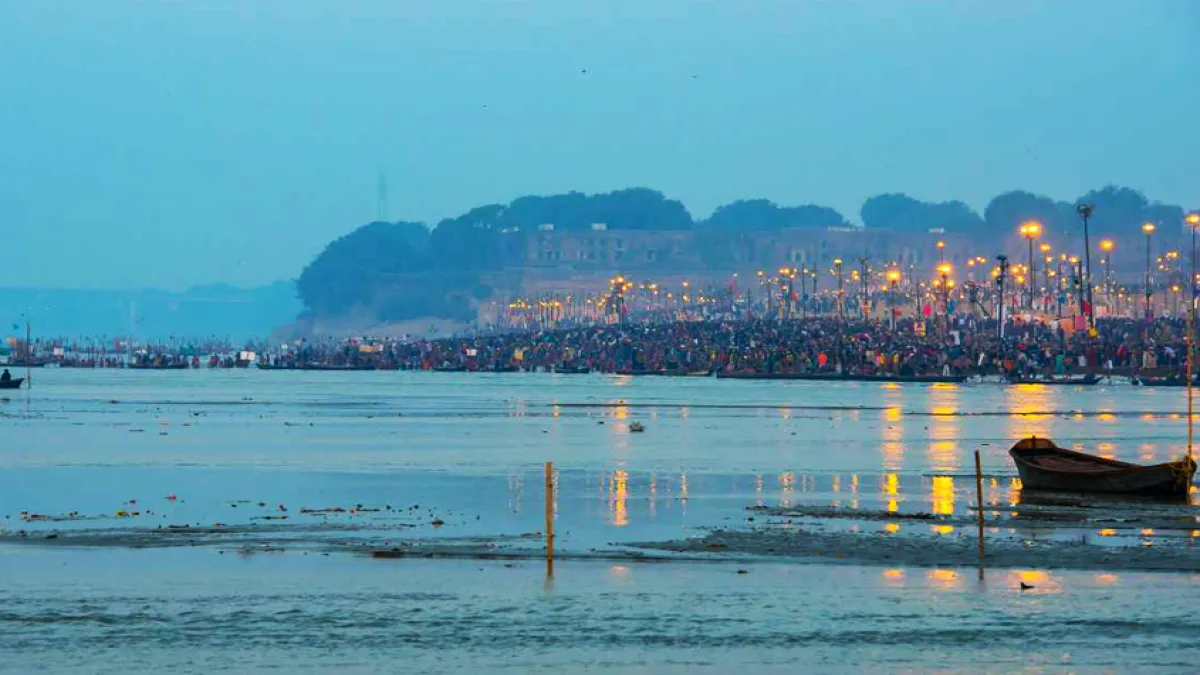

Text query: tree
(861, 193), (984, 232)
(297, 221), (432, 316)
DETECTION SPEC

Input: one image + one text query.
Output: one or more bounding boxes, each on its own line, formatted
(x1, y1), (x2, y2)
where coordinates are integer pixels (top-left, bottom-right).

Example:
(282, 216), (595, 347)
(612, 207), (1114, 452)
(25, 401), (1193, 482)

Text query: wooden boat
(664, 369), (714, 377)
(1007, 374), (1100, 386)
(1009, 436), (1196, 496)
(612, 369), (667, 376)
(0, 377), (24, 389)
(485, 364), (521, 373)
(2, 361), (47, 368)
(554, 365), (591, 375)
(128, 362), (190, 370)
(257, 363), (376, 371)
(715, 371), (967, 384)
(1133, 375), (1197, 387)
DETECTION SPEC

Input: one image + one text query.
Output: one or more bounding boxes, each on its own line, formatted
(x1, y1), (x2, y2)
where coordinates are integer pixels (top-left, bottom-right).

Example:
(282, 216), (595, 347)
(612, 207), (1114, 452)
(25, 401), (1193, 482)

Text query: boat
(554, 365), (591, 375)
(256, 363), (377, 371)
(715, 371), (967, 384)
(432, 365), (467, 373)
(2, 361), (47, 368)
(0, 377), (24, 390)
(486, 364), (521, 373)
(1007, 374), (1100, 386)
(612, 369), (667, 376)
(1133, 375), (1197, 387)
(128, 362), (191, 370)
(1009, 436), (1196, 496)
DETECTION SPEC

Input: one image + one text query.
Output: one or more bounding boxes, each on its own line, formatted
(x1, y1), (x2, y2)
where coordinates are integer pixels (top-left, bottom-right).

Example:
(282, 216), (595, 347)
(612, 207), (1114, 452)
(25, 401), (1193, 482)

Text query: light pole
(1187, 212), (1200, 312)
(1099, 239), (1114, 316)
(1039, 243), (1052, 312)
(936, 262), (953, 333)
(1019, 221), (1041, 311)
(937, 240), (945, 264)
(1142, 222), (1156, 320)
(886, 269), (902, 329)
(995, 255), (1009, 341)
(858, 257), (870, 319)
(833, 258), (844, 319)
(1077, 204), (1096, 328)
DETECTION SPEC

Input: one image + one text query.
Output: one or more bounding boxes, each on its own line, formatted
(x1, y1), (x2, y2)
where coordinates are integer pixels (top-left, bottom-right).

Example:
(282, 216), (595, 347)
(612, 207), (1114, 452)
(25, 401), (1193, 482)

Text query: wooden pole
(545, 461), (554, 577)
(25, 320), (31, 389)
(974, 449), (985, 578)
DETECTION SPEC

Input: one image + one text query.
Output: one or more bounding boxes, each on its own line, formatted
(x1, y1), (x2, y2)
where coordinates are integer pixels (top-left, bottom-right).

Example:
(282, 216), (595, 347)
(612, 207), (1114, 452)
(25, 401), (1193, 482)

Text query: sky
(0, 0), (1197, 290)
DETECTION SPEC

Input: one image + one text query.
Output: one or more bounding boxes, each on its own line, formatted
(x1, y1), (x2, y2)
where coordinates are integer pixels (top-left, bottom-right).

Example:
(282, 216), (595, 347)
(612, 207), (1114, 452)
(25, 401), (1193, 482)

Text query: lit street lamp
(1077, 204), (1096, 328)
(1142, 222), (1157, 320)
(833, 258), (845, 318)
(1019, 221), (1041, 311)
(1099, 239), (1115, 315)
(885, 269), (902, 329)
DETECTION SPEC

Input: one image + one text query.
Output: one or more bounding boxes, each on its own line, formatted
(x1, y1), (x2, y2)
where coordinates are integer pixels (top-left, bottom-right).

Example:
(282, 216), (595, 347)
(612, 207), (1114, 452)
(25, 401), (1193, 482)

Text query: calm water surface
(2, 370), (1198, 672)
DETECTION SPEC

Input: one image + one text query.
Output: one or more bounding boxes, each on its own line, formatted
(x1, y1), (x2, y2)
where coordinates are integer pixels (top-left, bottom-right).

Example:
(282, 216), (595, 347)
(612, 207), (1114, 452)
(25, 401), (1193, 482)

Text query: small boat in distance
(1133, 374), (1198, 387)
(0, 377), (25, 390)
(1007, 374), (1100, 386)
(1009, 437), (1196, 497)
(715, 371), (967, 384)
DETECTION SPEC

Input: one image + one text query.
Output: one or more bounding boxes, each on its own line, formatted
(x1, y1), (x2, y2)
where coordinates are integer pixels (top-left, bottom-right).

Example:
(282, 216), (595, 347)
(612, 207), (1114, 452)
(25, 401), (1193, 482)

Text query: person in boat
(0, 369), (10, 383)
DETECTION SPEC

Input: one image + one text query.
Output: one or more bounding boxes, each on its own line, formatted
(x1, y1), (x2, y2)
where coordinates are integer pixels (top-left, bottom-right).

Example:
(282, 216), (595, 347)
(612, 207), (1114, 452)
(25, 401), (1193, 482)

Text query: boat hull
(0, 377), (24, 389)
(1010, 437), (1196, 496)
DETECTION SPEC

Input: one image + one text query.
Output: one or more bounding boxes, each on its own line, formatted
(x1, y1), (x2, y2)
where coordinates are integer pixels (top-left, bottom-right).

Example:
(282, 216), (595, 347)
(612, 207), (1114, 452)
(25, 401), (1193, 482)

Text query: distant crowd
(9, 316), (1199, 378)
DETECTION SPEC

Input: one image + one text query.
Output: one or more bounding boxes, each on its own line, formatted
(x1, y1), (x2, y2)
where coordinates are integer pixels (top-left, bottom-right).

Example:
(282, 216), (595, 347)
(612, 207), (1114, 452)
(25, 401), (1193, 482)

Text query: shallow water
(3, 370), (1200, 672)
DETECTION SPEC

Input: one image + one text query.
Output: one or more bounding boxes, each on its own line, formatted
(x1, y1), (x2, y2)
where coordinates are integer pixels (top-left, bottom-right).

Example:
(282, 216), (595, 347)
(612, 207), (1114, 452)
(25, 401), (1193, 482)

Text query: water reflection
(608, 469), (629, 527)
(931, 476), (955, 515)
(926, 568), (962, 590)
(927, 386), (960, 472)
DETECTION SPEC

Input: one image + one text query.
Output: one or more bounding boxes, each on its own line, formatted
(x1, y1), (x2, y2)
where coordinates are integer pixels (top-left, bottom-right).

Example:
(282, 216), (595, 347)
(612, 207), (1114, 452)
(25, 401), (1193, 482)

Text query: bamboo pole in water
(545, 461), (555, 577)
(974, 449), (985, 578)
(25, 319), (31, 389)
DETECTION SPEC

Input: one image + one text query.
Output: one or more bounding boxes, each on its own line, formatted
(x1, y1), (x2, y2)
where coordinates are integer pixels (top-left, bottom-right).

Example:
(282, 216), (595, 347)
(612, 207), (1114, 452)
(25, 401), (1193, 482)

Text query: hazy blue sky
(1, 0), (1196, 289)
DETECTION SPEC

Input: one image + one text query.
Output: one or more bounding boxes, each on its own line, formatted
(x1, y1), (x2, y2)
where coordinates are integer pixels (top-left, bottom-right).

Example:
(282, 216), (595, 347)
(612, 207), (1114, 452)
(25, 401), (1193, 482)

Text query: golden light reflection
(884, 523), (900, 534)
(1094, 573), (1119, 584)
(1099, 528), (1117, 537)
(926, 568), (962, 590)
(883, 568), (904, 580)
(614, 405), (629, 420)
(1011, 570), (1059, 593)
(1097, 443), (1116, 460)
(928, 387), (961, 472)
(779, 472), (795, 508)
(1006, 385), (1054, 438)
(1008, 477), (1022, 506)
(932, 524), (955, 535)
(1140, 528), (1155, 537)
(610, 469), (629, 527)
(883, 407), (902, 422)
(1139, 444), (1157, 464)
(1097, 412), (1115, 422)
(931, 475), (956, 515)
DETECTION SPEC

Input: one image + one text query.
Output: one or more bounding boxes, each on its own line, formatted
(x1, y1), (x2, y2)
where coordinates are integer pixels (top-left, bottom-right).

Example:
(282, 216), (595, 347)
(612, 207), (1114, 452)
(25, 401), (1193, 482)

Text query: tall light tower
(1142, 222), (1157, 320)
(1019, 221), (1041, 311)
(1077, 204), (1095, 328)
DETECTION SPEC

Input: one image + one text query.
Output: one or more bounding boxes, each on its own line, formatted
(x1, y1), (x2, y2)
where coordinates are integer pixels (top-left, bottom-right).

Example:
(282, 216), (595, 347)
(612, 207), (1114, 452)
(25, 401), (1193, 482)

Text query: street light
(1142, 222), (1157, 319)
(936, 262), (953, 325)
(1019, 221), (1041, 311)
(1077, 204), (1096, 328)
(885, 269), (902, 329)
(833, 258), (844, 318)
(936, 240), (945, 264)
(1099, 239), (1115, 315)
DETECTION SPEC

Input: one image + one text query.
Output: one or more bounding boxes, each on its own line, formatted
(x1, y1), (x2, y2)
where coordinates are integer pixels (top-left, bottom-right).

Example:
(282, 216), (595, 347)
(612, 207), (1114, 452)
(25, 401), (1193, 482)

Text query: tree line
(297, 185), (1190, 323)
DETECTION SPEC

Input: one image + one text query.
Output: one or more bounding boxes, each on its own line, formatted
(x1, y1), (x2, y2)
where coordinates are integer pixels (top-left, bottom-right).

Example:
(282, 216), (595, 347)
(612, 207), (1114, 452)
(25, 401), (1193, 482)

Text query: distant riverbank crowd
(7, 316), (1199, 379)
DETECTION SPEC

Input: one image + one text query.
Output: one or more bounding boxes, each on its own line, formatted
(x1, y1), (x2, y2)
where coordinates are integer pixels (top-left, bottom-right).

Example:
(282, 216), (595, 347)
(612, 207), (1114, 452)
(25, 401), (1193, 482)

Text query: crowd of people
(8, 316), (1200, 379)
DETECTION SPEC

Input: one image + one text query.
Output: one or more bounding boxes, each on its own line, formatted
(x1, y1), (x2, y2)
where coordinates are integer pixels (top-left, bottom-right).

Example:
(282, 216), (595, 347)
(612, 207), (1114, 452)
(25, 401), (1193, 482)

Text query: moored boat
(1133, 375), (1197, 387)
(1007, 374), (1100, 386)
(1009, 436), (1196, 496)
